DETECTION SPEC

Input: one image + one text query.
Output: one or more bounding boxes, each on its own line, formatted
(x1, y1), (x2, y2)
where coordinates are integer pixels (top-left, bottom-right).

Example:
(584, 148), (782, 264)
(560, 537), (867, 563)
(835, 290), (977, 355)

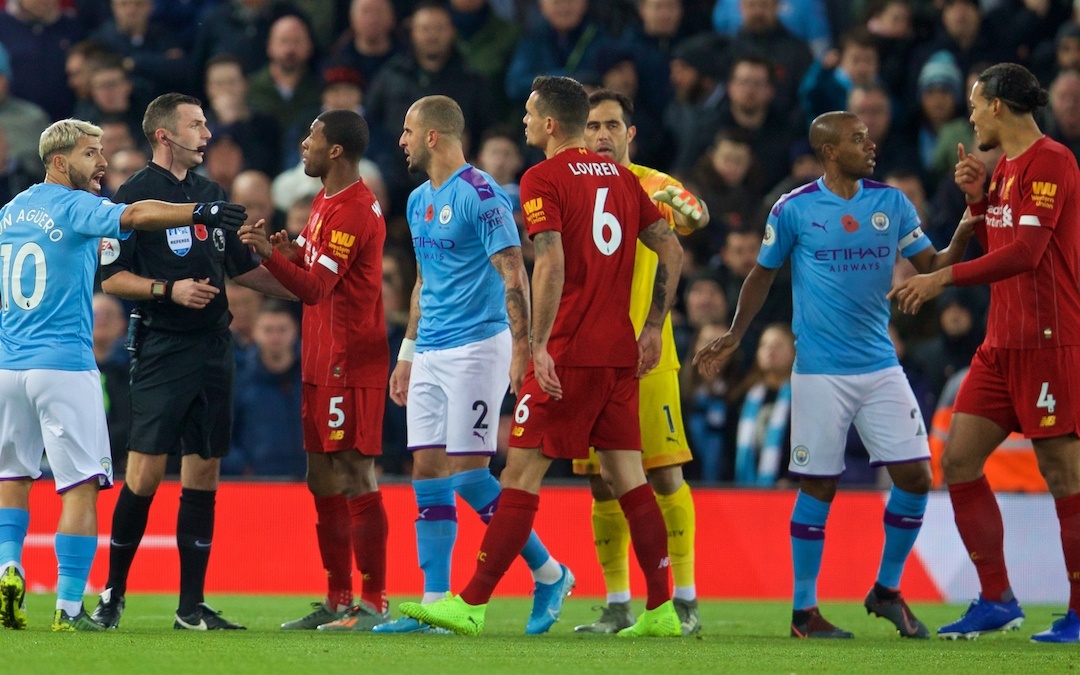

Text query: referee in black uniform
(94, 93), (293, 631)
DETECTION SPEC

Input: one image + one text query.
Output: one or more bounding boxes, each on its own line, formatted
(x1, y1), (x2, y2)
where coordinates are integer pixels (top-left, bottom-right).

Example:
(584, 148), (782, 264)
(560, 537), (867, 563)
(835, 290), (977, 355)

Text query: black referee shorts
(128, 328), (234, 459)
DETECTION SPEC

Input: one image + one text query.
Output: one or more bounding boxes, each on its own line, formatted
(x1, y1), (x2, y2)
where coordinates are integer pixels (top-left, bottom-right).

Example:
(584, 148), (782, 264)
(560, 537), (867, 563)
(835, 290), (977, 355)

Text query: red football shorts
(302, 383), (385, 455)
(955, 344), (1080, 438)
(509, 364), (642, 459)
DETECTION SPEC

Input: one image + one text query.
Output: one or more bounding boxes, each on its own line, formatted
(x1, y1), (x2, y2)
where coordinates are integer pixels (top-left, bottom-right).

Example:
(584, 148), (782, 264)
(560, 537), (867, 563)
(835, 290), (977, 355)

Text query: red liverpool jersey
(975, 136), (1080, 349)
(520, 147), (664, 367)
(267, 180), (388, 386)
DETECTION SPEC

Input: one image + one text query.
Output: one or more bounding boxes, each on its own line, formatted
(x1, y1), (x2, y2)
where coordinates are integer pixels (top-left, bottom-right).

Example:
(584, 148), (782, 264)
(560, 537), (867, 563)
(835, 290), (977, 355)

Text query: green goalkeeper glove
(652, 185), (703, 223)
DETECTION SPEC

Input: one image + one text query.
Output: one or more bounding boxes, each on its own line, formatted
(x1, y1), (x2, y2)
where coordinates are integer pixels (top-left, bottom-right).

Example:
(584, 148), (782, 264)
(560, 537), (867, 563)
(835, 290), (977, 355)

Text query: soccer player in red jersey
(400, 75), (684, 637)
(891, 63), (1080, 643)
(239, 109), (391, 631)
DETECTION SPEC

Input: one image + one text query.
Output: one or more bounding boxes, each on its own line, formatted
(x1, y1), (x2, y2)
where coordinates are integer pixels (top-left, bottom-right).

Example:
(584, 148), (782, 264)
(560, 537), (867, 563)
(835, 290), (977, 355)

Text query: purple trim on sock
(868, 456), (931, 468)
(56, 474), (108, 494)
(790, 521), (826, 540)
(446, 451), (496, 456)
(883, 510), (923, 530)
(787, 470), (844, 480)
(417, 504), (457, 522)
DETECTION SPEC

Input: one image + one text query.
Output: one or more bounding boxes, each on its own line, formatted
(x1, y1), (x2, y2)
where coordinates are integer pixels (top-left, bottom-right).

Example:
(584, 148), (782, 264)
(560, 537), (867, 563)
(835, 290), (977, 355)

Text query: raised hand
(954, 143), (987, 203)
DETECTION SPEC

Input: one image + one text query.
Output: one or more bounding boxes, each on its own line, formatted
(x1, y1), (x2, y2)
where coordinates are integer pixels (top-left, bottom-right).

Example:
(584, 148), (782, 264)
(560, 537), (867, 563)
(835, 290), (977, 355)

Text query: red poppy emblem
(842, 215), (858, 232)
(424, 204), (434, 222)
(194, 223), (208, 240)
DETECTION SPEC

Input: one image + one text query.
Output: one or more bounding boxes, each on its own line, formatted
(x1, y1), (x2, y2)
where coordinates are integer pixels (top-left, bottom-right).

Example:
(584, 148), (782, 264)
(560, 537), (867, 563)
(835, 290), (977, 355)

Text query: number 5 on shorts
(329, 396), (346, 428)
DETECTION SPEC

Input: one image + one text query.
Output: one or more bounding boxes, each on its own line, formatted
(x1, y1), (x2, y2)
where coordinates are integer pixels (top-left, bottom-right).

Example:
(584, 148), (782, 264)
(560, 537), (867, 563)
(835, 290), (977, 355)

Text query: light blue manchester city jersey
(0, 183), (128, 371)
(406, 165), (520, 351)
(758, 178), (931, 375)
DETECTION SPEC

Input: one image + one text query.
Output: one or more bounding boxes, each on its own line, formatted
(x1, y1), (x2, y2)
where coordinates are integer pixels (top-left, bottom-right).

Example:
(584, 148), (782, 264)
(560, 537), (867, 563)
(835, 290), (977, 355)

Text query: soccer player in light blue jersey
(694, 111), (981, 639)
(0, 119), (246, 632)
(380, 95), (571, 635)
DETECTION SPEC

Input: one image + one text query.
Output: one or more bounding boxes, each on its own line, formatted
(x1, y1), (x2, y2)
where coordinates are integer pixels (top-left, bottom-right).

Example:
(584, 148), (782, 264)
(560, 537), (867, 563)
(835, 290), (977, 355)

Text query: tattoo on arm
(530, 231), (563, 347)
(651, 260), (669, 319)
(406, 269), (422, 340)
(490, 247), (530, 341)
(638, 219), (675, 251)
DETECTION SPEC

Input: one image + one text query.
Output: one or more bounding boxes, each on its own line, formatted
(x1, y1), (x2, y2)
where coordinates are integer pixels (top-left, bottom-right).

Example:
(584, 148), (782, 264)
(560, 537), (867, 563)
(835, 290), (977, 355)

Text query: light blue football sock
(55, 533), (97, 610)
(790, 490), (831, 611)
(0, 507), (29, 567)
(877, 486), (927, 589)
(452, 467), (552, 571)
(413, 476), (457, 595)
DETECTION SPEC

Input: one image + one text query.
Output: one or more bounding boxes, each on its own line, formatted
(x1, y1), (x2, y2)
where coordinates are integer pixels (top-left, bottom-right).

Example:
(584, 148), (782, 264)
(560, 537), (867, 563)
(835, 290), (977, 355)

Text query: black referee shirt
(99, 161), (259, 333)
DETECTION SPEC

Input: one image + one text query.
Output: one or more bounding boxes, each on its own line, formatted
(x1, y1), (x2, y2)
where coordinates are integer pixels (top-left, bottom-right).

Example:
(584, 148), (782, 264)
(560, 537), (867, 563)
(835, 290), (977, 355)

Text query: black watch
(151, 279), (168, 300)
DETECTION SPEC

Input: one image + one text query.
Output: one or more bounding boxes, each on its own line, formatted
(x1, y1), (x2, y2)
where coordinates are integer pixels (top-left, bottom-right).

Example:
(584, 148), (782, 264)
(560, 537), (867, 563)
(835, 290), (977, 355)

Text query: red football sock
(948, 476), (1011, 601)
(1055, 492), (1080, 614)
(348, 491), (388, 613)
(461, 488), (538, 606)
(619, 483), (671, 610)
(313, 494), (352, 608)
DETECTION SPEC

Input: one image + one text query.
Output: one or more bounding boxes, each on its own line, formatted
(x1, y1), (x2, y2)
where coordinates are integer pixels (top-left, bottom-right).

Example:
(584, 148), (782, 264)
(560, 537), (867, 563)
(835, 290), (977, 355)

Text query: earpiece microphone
(163, 135), (202, 153)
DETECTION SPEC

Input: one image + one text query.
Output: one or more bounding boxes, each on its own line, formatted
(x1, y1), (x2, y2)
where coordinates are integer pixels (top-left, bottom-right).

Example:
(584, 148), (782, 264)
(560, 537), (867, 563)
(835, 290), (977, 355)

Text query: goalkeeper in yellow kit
(577, 90), (709, 635)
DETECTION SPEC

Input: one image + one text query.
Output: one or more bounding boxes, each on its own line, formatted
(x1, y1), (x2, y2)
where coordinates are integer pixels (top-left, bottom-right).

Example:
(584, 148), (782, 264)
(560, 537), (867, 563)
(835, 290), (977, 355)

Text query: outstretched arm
(693, 263), (779, 376)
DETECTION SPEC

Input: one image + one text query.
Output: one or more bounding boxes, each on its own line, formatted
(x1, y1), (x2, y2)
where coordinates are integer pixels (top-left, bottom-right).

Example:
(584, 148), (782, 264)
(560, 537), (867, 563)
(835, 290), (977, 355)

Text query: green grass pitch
(1, 594), (1074, 674)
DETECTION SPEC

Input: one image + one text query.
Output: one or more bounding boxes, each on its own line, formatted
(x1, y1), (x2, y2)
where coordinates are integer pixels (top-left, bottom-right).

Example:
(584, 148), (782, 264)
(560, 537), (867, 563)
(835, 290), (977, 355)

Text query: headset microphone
(164, 136), (202, 153)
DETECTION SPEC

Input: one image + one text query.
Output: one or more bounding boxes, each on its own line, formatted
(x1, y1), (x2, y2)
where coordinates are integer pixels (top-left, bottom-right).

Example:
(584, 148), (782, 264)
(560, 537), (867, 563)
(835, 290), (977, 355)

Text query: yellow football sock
(592, 498), (631, 599)
(656, 482), (696, 592)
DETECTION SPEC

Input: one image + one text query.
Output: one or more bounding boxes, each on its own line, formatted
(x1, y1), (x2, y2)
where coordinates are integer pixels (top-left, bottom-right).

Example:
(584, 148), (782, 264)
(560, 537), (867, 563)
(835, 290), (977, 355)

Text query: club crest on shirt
(213, 227), (226, 252)
(99, 237), (121, 265)
(871, 212), (889, 231)
(167, 226), (191, 256)
(439, 205), (453, 225)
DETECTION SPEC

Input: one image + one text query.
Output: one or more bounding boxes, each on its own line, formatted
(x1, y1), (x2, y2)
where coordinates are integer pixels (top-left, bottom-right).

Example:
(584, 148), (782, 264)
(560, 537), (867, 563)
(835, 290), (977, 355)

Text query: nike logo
(807, 527), (823, 532)
(194, 540), (212, 549)
(110, 540), (137, 548)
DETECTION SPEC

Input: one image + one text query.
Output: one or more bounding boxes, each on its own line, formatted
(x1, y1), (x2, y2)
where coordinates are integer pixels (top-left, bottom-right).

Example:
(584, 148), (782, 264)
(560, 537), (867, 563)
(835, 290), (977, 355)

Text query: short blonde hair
(39, 119), (103, 164)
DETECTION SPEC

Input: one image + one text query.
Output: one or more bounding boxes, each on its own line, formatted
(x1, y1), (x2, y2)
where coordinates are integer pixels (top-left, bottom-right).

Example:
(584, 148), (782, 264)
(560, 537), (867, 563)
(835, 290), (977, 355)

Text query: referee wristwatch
(150, 279), (170, 301)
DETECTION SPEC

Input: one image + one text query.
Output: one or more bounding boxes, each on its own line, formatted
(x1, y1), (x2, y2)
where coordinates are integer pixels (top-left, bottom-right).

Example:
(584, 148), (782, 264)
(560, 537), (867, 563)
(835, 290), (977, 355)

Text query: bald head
(411, 95), (465, 140)
(809, 111), (859, 159)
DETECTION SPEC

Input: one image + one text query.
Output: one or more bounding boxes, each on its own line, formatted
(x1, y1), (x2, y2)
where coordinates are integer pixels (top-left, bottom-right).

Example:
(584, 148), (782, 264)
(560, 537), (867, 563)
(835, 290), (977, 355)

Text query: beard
(69, 164), (100, 194)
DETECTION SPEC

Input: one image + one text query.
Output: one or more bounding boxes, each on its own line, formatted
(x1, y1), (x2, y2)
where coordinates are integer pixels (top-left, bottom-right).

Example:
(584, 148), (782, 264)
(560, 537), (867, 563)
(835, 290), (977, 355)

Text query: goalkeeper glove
(652, 185), (703, 223)
(193, 201), (247, 231)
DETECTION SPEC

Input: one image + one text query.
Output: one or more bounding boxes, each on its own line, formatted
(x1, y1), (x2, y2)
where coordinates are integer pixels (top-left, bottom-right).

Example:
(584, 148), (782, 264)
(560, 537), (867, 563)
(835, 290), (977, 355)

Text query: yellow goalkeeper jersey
(628, 163), (681, 374)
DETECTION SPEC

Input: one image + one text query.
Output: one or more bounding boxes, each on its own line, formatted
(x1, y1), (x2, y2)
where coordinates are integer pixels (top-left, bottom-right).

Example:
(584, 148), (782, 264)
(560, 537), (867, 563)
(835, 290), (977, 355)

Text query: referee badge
(167, 226), (192, 256)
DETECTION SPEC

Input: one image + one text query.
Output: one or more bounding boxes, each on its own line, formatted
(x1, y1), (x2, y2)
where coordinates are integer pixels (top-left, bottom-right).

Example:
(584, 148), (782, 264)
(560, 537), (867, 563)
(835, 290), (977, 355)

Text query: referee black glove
(193, 201), (247, 231)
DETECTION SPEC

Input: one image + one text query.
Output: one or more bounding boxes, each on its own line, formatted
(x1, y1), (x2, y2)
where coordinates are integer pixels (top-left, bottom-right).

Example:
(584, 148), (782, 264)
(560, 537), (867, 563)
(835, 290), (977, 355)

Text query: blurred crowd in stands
(11, 0), (1074, 487)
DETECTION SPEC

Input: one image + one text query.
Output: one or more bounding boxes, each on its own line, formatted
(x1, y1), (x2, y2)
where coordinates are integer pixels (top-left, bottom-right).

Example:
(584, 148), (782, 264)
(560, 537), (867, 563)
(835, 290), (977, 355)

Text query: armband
(398, 338), (416, 363)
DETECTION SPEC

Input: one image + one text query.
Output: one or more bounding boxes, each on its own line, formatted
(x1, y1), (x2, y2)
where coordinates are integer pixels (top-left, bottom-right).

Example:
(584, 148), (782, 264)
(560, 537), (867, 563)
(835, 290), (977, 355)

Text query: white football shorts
(407, 329), (511, 455)
(789, 366), (929, 477)
(0, 369), (114, 491)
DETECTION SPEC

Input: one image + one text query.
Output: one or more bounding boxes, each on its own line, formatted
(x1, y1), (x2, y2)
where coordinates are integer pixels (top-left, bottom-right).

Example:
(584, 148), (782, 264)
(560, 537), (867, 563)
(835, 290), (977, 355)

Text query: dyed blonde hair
(39, 119), (103, 164)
